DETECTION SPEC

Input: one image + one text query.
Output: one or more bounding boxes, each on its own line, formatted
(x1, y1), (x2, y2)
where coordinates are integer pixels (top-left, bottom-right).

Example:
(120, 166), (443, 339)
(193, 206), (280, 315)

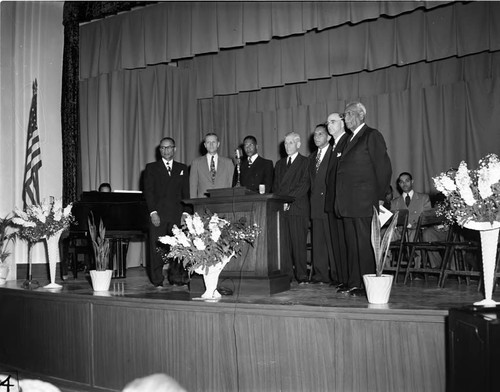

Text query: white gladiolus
(210, 226), (221, 242)
(192, 214), (205, 235)
(33, 206), (47, 223)
(184, 214), (195, 234)
(455, 161), (476, 206)
(158, 235), (178, 247)
(172, 226), (191, 247)
(63, 204), (73, 217)
(193, 237), (206, 250)
(433, 174), (457, 195)
(14, 208), (29, 221)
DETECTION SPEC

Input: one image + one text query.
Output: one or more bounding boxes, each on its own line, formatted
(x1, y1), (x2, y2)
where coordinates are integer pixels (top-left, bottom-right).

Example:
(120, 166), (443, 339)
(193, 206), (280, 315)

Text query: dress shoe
(332, 282), (347, 290)
(310, 278), (329, 285)
(337, 285), (351, 293)
(349, 287), (366, 297)
(154, 283), (163, 289)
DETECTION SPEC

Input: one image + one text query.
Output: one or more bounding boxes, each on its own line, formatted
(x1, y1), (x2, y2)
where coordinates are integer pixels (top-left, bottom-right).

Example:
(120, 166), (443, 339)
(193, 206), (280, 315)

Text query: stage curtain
(179, 1), (500, 99)
(197, 52), (500, 195)
(79, 1), (451, 80)
(79, 64), (197, 192)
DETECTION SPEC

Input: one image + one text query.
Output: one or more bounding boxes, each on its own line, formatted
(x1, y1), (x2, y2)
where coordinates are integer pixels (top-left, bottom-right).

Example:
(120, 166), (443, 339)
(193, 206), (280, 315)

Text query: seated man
(391, 172), (431, 241)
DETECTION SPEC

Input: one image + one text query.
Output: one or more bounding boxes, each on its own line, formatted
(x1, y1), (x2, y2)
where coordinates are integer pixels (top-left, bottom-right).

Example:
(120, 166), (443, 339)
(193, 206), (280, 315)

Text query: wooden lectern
(184, 191), (293, 295)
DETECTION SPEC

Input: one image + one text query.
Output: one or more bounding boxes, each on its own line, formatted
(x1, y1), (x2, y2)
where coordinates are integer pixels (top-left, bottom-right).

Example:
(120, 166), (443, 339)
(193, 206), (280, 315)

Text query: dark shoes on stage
(337, 284), (366, 297)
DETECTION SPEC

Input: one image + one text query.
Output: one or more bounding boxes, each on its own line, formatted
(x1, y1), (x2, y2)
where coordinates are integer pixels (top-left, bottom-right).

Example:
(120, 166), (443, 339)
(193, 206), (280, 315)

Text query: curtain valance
(79, 1), (452, 80)
(180, 1), (500, 99)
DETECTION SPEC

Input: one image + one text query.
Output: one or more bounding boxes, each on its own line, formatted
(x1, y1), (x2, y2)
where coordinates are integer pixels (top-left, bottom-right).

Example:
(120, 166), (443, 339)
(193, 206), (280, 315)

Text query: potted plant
(0, 215), (17, 285)
(158, 211), (260, 299)
(88, 212), (112, 291)
(363, 207), (399, 304)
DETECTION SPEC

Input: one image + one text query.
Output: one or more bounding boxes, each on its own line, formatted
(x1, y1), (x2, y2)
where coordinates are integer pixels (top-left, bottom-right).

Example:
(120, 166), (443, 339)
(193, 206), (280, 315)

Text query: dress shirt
(287, 152), (299, 165)
(316, 145), (329, 165)
(403, 190), (414, 204)
(247, 153), (259, 165)
(350, 123), (365, 141)
(206, 153), (218, 170)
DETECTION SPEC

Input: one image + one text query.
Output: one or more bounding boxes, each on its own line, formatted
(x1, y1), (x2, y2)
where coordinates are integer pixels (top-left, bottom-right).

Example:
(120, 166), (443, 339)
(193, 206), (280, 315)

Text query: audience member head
(122, 373), (187, 392)
(243, 135), (258, 158)
(343, 102), (366, 131)
(284, 132), (301, 156)
(326, 113), (345, 139)
(204, 132), (220, 155)
(98, 183), (111, 192)
(313, 124), (331, 149)
(159, 137), (176, 161)
(397, 172), (414, 194)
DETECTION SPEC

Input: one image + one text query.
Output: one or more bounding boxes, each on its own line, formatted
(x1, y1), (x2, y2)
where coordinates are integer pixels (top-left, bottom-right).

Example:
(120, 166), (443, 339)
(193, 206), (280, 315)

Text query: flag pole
(21, 79), (41, 289)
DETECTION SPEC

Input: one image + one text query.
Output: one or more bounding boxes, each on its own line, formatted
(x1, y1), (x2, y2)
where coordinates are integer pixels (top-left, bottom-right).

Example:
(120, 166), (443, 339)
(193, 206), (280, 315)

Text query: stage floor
(4, 266), (493, 312)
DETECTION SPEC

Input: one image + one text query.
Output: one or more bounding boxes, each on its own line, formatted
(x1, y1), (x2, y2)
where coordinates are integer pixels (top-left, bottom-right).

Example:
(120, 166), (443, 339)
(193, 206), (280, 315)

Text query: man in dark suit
(335, 102), (392, 296)
(273, 132), (310, 284)
(233, 135), (274, 193)
(309, 124), (335, 284)
(143, 137), (190, 287)
(325, 113), (350, 290)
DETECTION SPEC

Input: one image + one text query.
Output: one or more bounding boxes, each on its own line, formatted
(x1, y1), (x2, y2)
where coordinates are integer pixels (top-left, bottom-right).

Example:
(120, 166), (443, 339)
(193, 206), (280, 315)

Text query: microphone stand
(235, 148), (242, 187)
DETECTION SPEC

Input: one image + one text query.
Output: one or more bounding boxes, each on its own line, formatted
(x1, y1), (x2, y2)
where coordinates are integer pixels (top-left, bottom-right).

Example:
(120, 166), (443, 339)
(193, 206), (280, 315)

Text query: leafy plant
(88, 212), (110, 271)
(0, 215), (17, 264)
(371, 206), (399, 276)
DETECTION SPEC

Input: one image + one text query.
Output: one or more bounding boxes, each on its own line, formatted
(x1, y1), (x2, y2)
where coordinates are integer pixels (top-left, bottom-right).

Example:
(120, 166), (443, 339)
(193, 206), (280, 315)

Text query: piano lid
(71, 192), (148, 233)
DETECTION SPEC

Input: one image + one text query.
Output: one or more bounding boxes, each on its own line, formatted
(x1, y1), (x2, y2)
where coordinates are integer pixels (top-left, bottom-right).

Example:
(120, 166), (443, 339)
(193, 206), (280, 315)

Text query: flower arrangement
(12, 198), (74, 243)
(158, 211), (261, 273)
(433, 153), (500, 226)
(0, 215), (17, 264)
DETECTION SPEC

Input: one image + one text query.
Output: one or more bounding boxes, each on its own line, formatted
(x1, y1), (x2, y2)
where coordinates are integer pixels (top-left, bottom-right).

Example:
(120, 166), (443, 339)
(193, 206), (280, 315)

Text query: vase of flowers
(434, 153), (500, 306)
(363, 207), (399, 304)
(159, 211), (260, 299)
(88, 212), (112, 291)
(12, 198), (74, 289)
(0, 215), (17, 285)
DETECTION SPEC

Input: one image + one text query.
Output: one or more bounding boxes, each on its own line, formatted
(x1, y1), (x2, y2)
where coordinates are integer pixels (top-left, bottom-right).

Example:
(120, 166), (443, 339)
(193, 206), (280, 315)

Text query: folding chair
(403, 209), (451, 285)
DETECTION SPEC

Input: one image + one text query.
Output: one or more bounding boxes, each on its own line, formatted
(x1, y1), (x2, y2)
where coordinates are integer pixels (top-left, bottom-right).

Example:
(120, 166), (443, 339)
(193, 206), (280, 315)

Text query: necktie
(166, 162), (171, 176)
(287, 157), (291, 168)
(315, 150), (322, 172)
(405, 194), (411, 207)
(247, 158), (252, 168)
(210, 155), (216, 183)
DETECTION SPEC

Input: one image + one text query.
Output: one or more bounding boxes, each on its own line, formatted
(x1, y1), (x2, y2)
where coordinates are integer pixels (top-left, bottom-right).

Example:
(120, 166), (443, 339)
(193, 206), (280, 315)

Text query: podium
(185, 192), (293, 295)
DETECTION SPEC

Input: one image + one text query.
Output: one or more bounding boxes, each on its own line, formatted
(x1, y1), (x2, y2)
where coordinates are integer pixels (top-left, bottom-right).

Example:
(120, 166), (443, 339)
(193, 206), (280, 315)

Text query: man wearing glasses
(333, 102), (392, 297)
(144, 137), (190, 287)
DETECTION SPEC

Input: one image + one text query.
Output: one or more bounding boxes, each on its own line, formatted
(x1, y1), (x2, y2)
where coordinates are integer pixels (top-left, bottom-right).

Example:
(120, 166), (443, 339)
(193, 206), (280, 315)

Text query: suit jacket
(335, 125), (392, 218)
(391, 192), (431, 228)
(324, 133), (349, 213)
(189, 155), (234, 198)
(309, 146), (332, 220)
(273, 154), (310, 217)
(233, 155), (274, 193)
(143, 160), (189, 224)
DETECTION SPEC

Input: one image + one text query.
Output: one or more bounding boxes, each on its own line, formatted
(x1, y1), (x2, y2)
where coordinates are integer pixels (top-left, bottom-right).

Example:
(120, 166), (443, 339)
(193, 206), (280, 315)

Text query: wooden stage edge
(0, 271), (470, 392)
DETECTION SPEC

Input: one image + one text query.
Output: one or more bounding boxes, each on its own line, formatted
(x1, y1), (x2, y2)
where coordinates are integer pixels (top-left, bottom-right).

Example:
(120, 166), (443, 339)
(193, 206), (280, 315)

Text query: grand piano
(66, 191), (149, 278)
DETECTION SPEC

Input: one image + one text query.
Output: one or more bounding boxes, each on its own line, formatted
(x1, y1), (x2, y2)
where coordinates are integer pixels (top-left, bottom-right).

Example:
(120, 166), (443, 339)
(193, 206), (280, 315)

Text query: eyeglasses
(160, 146), (175, 150)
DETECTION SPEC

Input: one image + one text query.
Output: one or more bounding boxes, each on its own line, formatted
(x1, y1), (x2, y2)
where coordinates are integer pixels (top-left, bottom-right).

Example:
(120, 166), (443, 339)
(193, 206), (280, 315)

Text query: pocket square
(337, 152), (342, 158)
(180, 170), (184, 175)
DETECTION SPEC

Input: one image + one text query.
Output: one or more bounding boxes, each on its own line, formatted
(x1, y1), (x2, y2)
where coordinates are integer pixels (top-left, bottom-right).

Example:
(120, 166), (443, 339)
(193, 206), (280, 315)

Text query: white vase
(43, 229), (64, 289)
(363, 274), (394, 304)
(194, 253), (234, 299)
(0, 264), (9, 286)
(463, 221), (500, 306)
(90, 270), (113, 291)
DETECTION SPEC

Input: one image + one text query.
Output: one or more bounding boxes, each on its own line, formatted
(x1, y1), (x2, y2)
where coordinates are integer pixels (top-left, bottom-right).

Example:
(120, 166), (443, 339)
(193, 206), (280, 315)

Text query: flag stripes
(22, 79), (42, 208)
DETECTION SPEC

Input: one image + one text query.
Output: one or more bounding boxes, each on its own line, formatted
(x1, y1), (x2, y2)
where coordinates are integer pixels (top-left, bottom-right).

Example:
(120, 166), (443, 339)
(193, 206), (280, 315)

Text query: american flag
(22, 79), (42, 208)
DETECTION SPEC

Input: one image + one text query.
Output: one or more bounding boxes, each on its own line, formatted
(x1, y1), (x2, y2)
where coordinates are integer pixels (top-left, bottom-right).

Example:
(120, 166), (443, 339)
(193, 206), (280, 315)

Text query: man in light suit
(233, 135), (274, 193)
(190, 133), (234, 198)
(335, 102), (392, 296)
(143, 137), (190, 287)
(309, 124), (335, 284)
(324, 113), (350, 290)
(273, 132), (310, 284)
(391, 172), (432, 239)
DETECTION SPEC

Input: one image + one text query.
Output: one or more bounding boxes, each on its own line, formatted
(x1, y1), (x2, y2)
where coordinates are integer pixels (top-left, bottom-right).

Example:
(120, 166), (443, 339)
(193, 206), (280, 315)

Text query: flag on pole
(22, 79), (42, 208)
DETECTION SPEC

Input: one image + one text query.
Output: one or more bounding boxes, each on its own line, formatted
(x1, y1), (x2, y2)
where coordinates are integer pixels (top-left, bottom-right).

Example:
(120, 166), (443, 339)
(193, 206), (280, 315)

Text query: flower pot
(363, 274), (394, 304)
(0, 264), (9, 286)
(43, 229), (65, 289)
(194, 253), (234, 299)
(90, 270), (113, 291)
(463, 221), (500, 306)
